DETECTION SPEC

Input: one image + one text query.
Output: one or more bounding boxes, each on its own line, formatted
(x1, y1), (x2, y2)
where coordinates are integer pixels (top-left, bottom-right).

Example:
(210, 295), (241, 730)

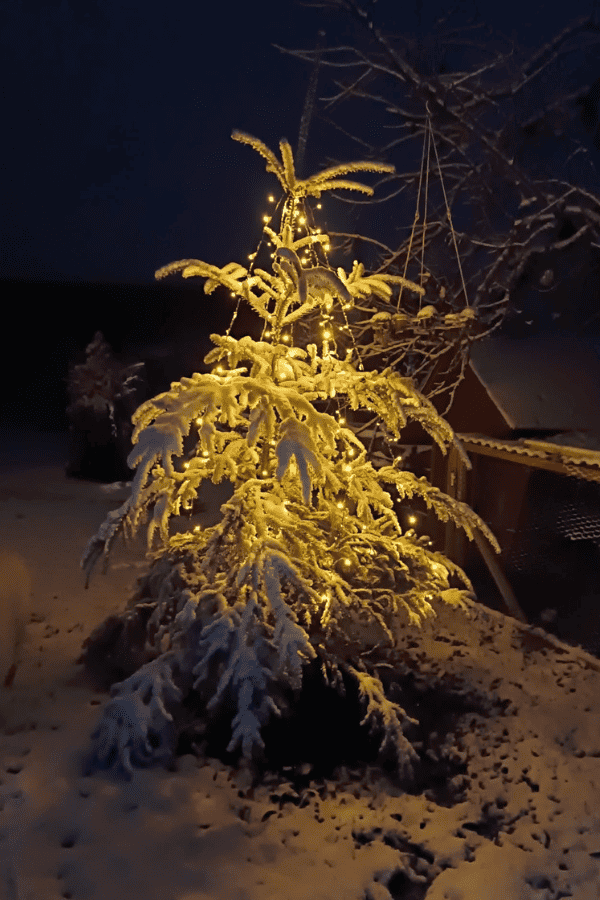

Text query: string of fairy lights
(205, 179), (436, 548)
(221, 191), (359, 360)
(215, 189), (367, 450)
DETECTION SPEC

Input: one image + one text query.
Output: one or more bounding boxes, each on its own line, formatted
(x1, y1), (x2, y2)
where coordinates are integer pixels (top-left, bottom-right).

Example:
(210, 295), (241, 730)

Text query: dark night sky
(2, 0), (600, 432)
(2, 0), (338, 285)
(3, 0), (599, 286)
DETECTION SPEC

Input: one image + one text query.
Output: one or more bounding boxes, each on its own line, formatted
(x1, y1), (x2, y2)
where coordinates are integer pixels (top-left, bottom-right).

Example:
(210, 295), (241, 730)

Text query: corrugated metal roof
(468, 333), (600, 434)
(458, 433), (600, 481)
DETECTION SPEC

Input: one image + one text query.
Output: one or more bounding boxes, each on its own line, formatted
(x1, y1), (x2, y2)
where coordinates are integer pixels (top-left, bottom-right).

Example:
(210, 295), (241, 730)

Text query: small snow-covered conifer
(82, 131), (499, 779)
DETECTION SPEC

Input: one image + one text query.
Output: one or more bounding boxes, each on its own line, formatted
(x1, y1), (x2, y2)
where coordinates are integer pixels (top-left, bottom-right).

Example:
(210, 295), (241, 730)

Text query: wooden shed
(408, 333), (600, 626)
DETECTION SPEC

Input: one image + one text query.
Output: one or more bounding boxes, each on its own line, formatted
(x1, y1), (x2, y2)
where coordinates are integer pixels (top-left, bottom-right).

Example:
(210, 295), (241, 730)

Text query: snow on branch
(82, 130), (501, 780)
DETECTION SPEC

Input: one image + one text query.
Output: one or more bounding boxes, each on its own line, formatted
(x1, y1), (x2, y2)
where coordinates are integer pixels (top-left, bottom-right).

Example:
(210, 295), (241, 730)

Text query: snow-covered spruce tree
(81, 131), (499, 780)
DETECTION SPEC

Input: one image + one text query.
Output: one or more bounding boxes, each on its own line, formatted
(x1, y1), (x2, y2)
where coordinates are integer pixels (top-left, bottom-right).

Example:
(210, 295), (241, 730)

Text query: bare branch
(279, 0), (600, 443)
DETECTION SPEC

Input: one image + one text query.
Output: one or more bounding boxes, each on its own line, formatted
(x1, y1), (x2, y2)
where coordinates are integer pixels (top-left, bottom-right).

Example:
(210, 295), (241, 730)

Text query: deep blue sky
(3, 0), (600, 287)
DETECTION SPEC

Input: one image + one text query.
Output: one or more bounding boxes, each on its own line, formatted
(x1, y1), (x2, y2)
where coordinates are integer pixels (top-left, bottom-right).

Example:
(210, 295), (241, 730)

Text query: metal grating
(500, 470), (600, 655)
(505, 471), (600, 573)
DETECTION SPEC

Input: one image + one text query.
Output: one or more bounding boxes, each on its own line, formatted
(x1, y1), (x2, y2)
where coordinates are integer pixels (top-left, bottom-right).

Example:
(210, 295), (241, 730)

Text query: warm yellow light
(282, 333), (290, 342)
(316, 203), (322, 209)
(337, 501), (344, 508)
(407, 515), (418, 526)
(261, 469), (268, 476)
(323, 330), (332, 339)
(268, 195), (275, 202)
(262, 215), (270, 223)
(299, 216), (306, 225)
(183, 461), (189, 469)
(195, 417), (203, 425)
(343, 558), (351, 566)
(339, 417), (346, 425)
(348, 448), (356, 457)
(343, 464), (351, 473)
(202, 450), (209, 458)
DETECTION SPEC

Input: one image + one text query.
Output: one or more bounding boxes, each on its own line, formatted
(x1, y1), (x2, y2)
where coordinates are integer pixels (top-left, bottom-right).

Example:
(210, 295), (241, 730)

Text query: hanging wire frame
(343, 110), (483, 470)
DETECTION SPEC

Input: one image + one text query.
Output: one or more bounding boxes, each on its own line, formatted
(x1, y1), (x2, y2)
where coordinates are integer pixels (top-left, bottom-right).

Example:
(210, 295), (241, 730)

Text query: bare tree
(278, 1), (600, 419)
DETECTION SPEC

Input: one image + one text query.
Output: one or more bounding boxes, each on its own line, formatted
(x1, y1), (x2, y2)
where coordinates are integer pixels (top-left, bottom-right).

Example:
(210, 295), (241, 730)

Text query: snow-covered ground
(1, 428), (600, 900)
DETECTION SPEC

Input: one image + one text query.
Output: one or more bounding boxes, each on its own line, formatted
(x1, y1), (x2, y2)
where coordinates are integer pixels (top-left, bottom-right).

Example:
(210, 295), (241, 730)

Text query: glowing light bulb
(195, 417), (203, 425)
(339, 417), (346, 425)
(202, 450), (209, 458)
(343, 558), (351, 567)
(268, 195), (275, 202)
(316, 204), (322, 209)
(337, 501), (344, 509)
(299, 216), (306, 225)
(262, 215), (270, 223)
(282, 333), (290, 342)
(261, 469), (268, 476)
(323, 330), (331, 339)
(407, 515), (418, 526)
